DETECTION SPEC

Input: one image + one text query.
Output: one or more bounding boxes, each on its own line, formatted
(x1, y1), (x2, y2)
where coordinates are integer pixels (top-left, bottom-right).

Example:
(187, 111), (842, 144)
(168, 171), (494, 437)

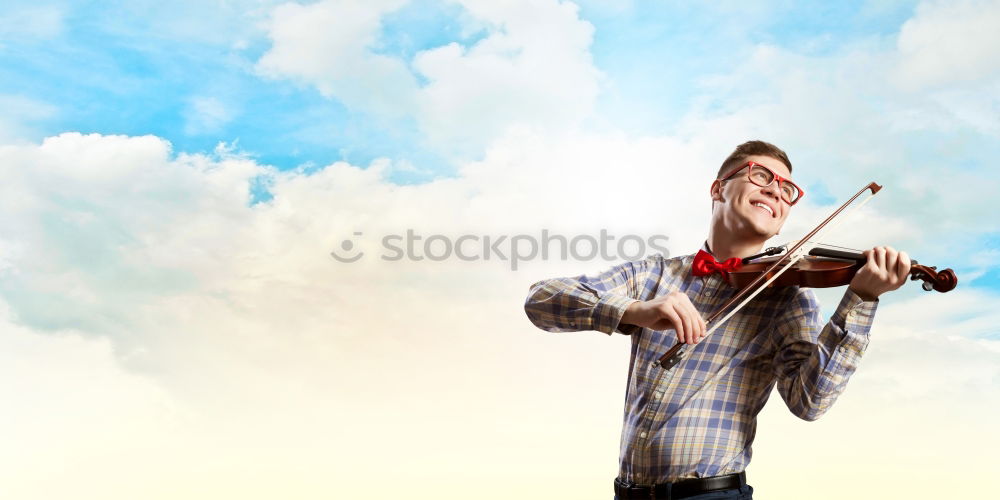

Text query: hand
(848, 246), (911, 301)
(621, 292), (706, 344)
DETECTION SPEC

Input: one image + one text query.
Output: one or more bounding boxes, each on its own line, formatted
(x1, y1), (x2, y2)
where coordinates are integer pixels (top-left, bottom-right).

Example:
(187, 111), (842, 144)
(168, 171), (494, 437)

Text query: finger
(675, 294), (697, 344)
(874, 246), (887, 272)
(862, 249), (877, 272)
(884, 246), (898, 267)
(884, 246), (899, 281)
(662, 307), (684, 344)
(694, 305), (705, 341)
(678, 306), (696, 344)
(865, 247), (881, 275)
(678, 299), (702, 343)
(691, 299), (706, 341)
(696, 305), (707, 340)
(897, 251), (912, 281)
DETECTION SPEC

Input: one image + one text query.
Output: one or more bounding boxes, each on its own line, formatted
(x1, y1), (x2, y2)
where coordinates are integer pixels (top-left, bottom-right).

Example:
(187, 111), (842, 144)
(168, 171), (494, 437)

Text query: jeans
(615, 484), (753, 500)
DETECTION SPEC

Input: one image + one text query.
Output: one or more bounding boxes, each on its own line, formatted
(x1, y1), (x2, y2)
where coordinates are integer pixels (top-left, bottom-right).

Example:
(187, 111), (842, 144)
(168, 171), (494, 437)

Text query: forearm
(523, 256), (658, 336)
(524, 278), (639, 334)
(774, 288), (878, 420)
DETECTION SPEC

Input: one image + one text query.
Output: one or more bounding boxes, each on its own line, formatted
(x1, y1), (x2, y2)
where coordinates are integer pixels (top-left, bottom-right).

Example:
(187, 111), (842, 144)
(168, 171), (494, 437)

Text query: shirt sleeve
(523, 255), (662, 336)
(770, 287), (879, 421)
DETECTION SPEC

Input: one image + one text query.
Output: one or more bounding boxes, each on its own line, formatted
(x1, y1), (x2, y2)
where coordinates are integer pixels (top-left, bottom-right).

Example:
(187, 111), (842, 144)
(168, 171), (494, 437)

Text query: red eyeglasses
(719, 161), (804, 205)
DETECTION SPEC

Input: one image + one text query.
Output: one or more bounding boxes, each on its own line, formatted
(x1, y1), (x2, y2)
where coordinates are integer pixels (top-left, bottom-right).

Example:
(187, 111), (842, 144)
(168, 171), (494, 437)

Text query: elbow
(523, 280), (547, 308)
(788, 395), (830, 422)
(523, 285), (552, 331)
(794, 407), (826, 422)
(780, 383), (831, 422)
(523, 300), (544, 330)
(523, 281), (579, 332)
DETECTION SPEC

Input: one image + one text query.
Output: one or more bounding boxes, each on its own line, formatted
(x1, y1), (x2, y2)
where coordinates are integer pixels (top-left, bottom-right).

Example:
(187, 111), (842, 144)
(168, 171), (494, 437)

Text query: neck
(706, 224), (767, 262)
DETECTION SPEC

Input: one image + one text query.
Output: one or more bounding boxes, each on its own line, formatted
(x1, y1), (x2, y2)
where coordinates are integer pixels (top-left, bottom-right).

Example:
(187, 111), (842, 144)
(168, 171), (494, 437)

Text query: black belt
(614, 472), (746, 500)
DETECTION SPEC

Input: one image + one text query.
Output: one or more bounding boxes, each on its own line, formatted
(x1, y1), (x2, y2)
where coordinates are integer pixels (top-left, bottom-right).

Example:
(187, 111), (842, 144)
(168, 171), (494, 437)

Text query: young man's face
(712, 154), (794, 241)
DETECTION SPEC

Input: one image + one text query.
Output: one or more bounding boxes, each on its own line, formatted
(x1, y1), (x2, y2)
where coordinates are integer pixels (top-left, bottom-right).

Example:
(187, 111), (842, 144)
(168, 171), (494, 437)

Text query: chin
(738, 215), (778, 238)
(747, 222), (781, 241)
(731, 224), (771, 241)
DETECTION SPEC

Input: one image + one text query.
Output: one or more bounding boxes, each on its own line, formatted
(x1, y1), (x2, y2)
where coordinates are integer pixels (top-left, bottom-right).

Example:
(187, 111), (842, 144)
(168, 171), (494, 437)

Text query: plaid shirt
(523, 248), (878, 485)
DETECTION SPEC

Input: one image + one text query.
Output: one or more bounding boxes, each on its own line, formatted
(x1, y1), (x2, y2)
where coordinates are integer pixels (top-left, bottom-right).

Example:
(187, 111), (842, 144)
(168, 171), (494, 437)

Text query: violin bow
(656, 182), (883, 370)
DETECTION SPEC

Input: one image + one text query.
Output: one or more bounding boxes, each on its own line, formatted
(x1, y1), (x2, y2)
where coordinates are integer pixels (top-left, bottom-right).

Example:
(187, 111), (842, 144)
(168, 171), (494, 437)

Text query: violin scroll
(910, 263), (957, 293)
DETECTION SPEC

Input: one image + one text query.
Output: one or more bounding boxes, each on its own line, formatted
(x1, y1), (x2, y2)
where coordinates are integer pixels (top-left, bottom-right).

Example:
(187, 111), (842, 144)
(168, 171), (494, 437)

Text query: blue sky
(1, 1), (923, 175)
(2, 0), (482, 179)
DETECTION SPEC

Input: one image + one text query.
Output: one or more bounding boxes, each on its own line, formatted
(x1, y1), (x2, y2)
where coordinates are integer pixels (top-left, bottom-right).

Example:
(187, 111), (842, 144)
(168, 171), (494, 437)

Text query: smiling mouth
(752, 202), (775, 218)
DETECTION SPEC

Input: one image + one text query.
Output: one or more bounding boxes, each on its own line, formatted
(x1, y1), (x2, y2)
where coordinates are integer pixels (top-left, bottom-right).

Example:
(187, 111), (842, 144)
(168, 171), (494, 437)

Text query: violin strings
(790, 240), (863, 253)
(812, 241), (862, 252)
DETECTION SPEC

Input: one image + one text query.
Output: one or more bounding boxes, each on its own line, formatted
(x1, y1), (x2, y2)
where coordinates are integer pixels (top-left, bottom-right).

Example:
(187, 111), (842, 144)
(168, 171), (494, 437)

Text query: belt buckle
(615, 478), (646, 500)
(616, 477), (665, 500)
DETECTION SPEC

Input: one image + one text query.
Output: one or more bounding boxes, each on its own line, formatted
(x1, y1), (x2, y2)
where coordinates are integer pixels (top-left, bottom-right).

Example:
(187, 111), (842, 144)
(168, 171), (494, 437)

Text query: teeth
(753, 202), (774, 216)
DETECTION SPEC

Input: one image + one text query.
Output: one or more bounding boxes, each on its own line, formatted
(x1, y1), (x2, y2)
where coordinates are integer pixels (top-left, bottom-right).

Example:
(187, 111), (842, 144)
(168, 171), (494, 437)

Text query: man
(523, 140), (911, 500)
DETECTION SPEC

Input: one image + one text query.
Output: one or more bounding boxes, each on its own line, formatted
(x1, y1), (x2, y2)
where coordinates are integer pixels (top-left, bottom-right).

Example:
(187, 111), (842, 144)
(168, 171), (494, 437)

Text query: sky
(1, 0), (999, 498)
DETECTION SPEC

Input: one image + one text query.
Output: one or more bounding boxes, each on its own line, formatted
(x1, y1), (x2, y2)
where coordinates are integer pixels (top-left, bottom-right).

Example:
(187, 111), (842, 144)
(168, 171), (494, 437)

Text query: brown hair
(716, 140), (792, 179)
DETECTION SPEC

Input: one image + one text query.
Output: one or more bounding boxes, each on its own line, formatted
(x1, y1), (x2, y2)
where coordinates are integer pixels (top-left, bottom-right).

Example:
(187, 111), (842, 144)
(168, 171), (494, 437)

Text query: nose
(759, 181), (782, 202)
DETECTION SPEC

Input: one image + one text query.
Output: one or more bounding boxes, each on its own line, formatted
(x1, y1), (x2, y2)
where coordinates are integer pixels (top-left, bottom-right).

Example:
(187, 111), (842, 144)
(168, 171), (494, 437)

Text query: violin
(726, 245), (958, 293)
(656, 181), (959, 370)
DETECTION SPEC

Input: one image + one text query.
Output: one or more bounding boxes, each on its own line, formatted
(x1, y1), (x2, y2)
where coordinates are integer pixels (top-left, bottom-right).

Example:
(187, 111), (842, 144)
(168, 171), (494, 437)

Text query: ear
(710, 179), (725, 202)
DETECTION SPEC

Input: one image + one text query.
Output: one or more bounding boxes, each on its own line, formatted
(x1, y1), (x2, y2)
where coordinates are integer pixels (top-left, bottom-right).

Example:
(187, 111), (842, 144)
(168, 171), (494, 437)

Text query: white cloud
(890, 0), (1000, 135)
(0, 128), (704, 382)
(0, 133), (266, 346)
(754, 287), (1000, 499)
(255, 0), (418, 116)
(184, 96), (235, 135)
(667, 38), (1000, 259)
(895, 0), (1000, 89)
(0, 129), (710, 497)
(257, 0), (601, 157)
(854, 288), (1000, 398)
(1, 127), (996, 498)
(0, 300), (187, 499)
(412, 0), (601, 156)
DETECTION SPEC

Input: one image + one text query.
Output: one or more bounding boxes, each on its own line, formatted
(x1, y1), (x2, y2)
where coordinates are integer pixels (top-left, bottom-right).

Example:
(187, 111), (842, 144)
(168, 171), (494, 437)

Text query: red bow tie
(692, 249), (743, 278)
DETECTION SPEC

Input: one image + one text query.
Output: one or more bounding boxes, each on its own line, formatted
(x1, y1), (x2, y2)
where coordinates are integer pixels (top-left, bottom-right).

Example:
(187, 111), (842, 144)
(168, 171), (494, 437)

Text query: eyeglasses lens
(747, 165), (801, 204)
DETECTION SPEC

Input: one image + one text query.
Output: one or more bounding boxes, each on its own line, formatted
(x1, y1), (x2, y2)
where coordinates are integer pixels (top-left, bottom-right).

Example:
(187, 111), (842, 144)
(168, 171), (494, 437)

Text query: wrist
(848, 285), (878, 302)
(621, 301), (642, 325)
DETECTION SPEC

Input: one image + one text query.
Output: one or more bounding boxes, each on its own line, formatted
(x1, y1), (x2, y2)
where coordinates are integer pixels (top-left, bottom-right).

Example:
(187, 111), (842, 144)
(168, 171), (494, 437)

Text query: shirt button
(705, 290), (713, 297)
(639, 431), (647, 438)
(569, 321), (576, 327)
(654, 391), (664, 400)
